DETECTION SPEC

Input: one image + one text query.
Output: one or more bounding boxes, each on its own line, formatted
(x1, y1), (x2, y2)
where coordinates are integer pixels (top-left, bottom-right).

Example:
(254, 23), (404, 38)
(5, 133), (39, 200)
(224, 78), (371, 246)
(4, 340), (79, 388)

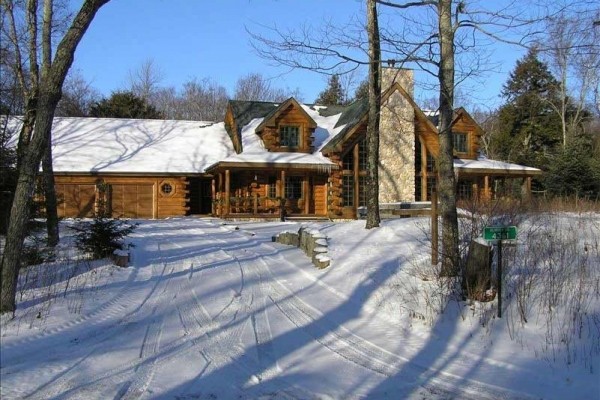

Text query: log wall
(258, 104), (315, 153)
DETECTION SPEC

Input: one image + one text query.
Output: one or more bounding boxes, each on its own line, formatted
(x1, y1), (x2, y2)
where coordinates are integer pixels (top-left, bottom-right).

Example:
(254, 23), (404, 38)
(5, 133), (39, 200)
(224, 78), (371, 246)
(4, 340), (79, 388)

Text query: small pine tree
(353, 80), (369, 102)
(492, 49), (563, 170)
(74, 217), (137, 259)
(73, 186), (137, 259)
(545, 133), (600, 197)
(314, 74), (346, 105)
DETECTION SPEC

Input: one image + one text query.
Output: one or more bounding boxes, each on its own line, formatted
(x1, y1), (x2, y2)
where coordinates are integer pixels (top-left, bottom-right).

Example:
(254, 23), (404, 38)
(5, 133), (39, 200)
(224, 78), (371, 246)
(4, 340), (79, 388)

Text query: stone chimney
(378, 66), (416, 203)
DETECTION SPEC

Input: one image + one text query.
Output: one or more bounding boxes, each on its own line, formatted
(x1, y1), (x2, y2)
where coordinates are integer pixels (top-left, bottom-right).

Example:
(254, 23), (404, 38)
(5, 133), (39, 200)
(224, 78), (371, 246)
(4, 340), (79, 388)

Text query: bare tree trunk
(1, 0), (111, 314)
(42, 129), (59, 247)
(16, 102), (36, 171)
(41, 0), (59, 247)
(437, 0), (459, 274)
(365, 0), (381, 229)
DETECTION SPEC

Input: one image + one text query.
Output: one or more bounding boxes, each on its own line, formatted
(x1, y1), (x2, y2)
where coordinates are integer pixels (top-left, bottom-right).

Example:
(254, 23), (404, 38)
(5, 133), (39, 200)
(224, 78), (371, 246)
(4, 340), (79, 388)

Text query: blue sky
(72, 0), (526, 109)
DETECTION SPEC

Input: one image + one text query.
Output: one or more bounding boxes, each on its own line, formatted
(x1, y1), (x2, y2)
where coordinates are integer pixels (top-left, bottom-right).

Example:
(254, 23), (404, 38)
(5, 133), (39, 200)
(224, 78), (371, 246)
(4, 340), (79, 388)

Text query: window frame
(342, 175), (354, 207)
(280, 125), (300, 148)
(267, 176), (277, 198)
(159, 180), (175, 197)
(453, 132), (468, 154)
(285, 176), (303, 199)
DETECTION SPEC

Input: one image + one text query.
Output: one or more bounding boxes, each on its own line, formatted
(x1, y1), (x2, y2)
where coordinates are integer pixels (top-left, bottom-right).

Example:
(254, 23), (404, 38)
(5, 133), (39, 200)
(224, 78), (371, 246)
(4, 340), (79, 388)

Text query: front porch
(208, 165), (330, 219)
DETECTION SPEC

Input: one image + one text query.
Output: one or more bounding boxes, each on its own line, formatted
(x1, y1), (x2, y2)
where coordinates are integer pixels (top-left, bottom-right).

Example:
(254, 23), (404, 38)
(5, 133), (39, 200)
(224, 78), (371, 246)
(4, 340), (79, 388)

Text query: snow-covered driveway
(1, 217), (592, 399)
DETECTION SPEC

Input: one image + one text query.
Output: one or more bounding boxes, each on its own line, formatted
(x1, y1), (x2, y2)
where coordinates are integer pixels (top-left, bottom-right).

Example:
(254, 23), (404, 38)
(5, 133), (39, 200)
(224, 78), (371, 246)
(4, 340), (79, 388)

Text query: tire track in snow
(241, 236), (535, 400)
(117, 262), (176, 400)
(113, 225), (257, 397)
(1, 263), (140, 353)
(20, 240), (177, 400)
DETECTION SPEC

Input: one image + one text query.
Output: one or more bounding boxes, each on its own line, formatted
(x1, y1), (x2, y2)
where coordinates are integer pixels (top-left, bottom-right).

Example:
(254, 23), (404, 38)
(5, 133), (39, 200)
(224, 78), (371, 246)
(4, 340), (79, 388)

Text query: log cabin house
(6, 67), (541, 220)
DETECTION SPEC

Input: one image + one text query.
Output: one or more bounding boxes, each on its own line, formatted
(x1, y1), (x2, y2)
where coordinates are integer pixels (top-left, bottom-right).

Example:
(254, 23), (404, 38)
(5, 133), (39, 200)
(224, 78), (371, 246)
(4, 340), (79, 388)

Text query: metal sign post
(497, 239), (502, 318)
(483, 226), (517, 318)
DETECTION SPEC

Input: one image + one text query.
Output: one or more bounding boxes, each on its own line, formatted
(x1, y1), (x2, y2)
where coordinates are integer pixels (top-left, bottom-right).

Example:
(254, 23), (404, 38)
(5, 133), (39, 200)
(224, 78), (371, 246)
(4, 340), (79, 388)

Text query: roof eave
(455, 167), (542, 177)
(205, 161), (338, 173)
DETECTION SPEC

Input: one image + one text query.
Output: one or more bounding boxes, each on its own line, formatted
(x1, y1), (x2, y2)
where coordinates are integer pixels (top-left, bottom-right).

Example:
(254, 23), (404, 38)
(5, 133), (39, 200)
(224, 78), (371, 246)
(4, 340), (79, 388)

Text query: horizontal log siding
(451, 113), (480, 159)
(312, 177), (328, 216)
(260, 105), (315, 153)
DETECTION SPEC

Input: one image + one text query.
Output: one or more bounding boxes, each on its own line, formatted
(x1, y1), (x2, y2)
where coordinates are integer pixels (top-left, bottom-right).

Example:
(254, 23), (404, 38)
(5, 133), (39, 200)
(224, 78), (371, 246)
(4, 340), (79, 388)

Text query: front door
(189, 177), (213, 215)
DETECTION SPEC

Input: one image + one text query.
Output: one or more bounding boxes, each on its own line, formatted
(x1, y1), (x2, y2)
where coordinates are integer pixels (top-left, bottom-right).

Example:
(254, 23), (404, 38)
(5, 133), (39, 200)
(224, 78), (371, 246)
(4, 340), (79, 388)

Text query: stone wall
(378, 68), (416, 203)
(272, 227), (330, 269)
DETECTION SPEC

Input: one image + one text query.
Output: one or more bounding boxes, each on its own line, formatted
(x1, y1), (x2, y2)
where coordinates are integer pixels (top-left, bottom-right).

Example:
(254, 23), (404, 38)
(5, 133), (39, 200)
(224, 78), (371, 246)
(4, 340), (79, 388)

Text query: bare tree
(541, 10), (600, 145)
(366, 0), (382, 229)
(127, 58), (164, 104)
(0, 0), (111, 314)
(151, 86), (179, 119)
(55, 69), (100, 117)
(1, 0), (79, 247)
(177, 78), (229, 121)
(234, 72), (295, 102)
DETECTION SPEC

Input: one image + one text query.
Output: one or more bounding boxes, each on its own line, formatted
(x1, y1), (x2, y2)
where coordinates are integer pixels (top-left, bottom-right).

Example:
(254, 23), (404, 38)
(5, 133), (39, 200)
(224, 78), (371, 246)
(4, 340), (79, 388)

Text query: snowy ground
(1, 216), (598, 399)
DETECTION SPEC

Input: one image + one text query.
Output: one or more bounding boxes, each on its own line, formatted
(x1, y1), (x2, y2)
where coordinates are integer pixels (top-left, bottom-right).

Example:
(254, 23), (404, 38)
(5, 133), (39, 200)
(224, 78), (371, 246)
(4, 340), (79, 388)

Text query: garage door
(56, 184), (96, 218)
(110, 184), (154, 218)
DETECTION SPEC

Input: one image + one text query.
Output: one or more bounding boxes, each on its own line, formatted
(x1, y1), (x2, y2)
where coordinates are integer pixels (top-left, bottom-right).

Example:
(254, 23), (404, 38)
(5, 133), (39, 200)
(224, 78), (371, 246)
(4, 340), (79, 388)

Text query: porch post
(303, 177), (310, 215)
(225, 169), (231, 215)
(280, 170), (286, 219)
(211, 178), (216, 215)
(421, 140), (428, 201)
(218, 173), (223, 216)
(353, 143), (360, 215)
(522, 177), (532, 199)
(483, 175), (490, 200)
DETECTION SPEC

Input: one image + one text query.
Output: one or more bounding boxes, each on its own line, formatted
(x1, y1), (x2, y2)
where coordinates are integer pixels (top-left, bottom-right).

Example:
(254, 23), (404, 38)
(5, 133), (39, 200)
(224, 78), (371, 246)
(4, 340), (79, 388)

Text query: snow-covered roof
(454, 157), (542, 176)
(206, 105), (344, 171)
(5, 116), (236, 174)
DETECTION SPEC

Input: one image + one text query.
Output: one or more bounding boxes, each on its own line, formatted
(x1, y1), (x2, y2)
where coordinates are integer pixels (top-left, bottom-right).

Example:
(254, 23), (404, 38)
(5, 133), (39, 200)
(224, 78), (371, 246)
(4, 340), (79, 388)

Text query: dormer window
(280, 126), (299, 147)
(453, 132), (468, 154)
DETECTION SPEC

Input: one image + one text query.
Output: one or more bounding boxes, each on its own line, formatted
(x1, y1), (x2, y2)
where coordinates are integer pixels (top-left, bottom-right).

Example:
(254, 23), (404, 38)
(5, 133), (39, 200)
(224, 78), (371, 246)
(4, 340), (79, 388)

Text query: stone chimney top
(381, 66), (414, 98)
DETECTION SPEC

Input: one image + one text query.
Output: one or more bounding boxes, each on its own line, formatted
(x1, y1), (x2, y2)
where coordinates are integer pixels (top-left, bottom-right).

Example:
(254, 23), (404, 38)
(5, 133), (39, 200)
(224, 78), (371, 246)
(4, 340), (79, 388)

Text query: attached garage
(56, 183), (96, 218)
(109, 184), (154, 218)
(53, 175), (191, 219)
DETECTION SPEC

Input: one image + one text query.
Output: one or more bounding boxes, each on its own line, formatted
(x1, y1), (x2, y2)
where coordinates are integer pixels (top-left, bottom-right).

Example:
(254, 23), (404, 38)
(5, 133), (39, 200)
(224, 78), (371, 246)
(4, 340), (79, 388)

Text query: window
(457, 179), (473, 200)
(426, 152), (436, 172)
(453, 132), (468, 153)
(342, 175), (354, 207)
(343, 151), (353, 171)
(160, 181), (174, 196)
(285, 176), (302, 199)
(358, 176), (367, 207)
(426, 176), (437, 201)
(280, 126), (300, 147)
(358, 138), (367, 171)
(268, 176), (277, 198)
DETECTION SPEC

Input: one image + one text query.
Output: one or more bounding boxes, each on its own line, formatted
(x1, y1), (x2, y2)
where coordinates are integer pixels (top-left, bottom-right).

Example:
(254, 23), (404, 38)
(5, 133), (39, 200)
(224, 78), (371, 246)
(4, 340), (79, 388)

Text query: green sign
(483, 226), (517, 241)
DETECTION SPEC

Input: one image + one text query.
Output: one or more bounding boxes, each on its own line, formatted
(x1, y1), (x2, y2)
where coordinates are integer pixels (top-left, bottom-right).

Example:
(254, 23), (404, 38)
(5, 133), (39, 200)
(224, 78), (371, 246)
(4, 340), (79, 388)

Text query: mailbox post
(483, 226), (517, 318)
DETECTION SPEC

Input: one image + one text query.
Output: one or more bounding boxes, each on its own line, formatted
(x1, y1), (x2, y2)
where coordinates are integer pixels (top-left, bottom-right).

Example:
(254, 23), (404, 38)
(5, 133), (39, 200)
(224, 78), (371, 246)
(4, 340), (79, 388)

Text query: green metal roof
(321, 98), (369, 153)
(229, 100), (279, 131)
(227, 98), (370, 156)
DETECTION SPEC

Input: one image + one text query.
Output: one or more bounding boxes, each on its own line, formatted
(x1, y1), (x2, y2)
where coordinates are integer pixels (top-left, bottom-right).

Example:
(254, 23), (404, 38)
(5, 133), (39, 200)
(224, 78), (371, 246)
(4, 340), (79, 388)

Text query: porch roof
(454, 157), (542, 177)
(205, 151), (337, 173)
